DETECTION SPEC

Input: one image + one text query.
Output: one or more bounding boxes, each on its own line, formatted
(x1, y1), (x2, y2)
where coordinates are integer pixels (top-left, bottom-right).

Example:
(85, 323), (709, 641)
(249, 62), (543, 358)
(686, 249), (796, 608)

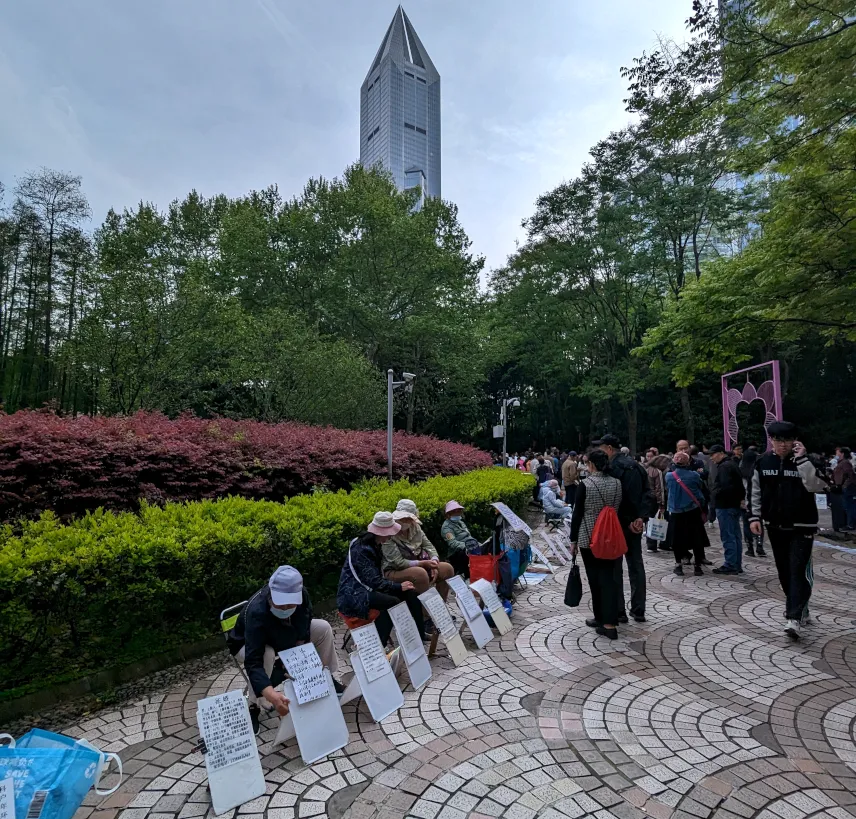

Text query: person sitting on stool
(384, 499), (455, 598)
(338, 511), (427, 647)
(541, 479), (572, 520)
(441, 500), (479, 577)
(228, 565), (341, 735)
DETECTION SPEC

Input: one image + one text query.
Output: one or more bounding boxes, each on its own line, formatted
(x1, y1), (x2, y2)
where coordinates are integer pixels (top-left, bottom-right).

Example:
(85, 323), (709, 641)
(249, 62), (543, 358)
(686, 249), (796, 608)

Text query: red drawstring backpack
(588, 485), (627, 560)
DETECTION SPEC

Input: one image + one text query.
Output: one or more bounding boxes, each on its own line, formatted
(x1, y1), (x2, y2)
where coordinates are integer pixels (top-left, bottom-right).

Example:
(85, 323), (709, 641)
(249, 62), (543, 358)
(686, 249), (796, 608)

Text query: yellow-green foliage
(0, 468), (532, 695)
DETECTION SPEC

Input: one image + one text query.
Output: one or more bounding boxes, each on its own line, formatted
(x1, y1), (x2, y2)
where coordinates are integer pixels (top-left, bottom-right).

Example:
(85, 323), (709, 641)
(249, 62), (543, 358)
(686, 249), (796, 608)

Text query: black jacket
(749, 452), (827, 531)
(337, 532), (403, 618)
(712, 457), (746, 509)
(606, 453), (657, 529)
(231, 585), (313, 697)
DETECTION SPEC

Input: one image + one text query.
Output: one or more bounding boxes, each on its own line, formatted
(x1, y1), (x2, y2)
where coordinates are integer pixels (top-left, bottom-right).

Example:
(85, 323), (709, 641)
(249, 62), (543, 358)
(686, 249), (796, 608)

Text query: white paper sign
(418, 588), (457, 639)
(278, 644), (329, 705)
(0, 776), (14, 819)
(388, 602), (426, 663)
(350, 650), (405, 721)
(278, 670), (349, 764)
(816, 493), (829, 510)
(470, 578), (503, 613)
(447, 575), (483, 622)
(529, 544), (555, 573)
(491, 502), (532, 535)
(197, 690), (257, 773)
(351, 623), (392, 682)
(197, 692), (265, 816)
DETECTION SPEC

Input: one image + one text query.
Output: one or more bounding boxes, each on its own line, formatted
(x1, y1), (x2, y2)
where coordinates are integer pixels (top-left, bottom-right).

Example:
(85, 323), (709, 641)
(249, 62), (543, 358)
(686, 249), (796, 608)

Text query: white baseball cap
(268, 566), (303, 606)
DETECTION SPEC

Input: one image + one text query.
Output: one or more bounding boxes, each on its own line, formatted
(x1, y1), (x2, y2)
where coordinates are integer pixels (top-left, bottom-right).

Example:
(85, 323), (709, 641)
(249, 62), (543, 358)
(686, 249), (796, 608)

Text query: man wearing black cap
(748, 422), (828, 639)
(708, 445), (746, 575)
(598, 434), (657, 623)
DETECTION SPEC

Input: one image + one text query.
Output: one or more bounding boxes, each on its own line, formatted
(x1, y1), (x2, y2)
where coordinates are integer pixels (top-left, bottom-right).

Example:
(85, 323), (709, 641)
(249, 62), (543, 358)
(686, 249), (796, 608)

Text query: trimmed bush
(0, 410), (492, 521)
(0, 468), (532, 696)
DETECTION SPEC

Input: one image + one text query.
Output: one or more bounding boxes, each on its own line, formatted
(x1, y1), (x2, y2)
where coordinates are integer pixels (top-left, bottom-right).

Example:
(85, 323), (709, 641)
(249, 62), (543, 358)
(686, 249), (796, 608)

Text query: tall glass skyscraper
(360, 6), (440, 203)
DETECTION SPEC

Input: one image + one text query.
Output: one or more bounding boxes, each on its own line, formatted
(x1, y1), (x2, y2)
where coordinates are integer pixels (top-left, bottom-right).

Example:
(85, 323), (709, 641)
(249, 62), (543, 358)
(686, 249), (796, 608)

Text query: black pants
(768, 529), (814, 621)
(369, 589), (425, 646)
(581, 548), (622, 626)
(671, 508), (707, 566)
(447, 549), (469, 578)
(830, 491), (847, 531)
(565, 484), (577, 508)
(617, 529), (646, 618)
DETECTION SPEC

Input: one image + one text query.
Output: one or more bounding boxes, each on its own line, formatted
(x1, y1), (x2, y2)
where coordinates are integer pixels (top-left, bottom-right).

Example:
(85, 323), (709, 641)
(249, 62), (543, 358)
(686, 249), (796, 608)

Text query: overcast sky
(0, 0), (691, 274)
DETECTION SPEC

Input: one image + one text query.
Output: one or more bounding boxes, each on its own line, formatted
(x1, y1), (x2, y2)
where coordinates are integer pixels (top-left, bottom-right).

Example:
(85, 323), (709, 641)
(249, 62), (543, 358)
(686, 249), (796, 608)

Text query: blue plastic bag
(0, 730), (122, 819)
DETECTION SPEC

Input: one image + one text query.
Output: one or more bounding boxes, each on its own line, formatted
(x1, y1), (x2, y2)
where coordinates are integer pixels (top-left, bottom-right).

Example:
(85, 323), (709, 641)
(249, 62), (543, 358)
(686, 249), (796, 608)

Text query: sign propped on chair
(418, 588), (468, 666)
(348, 623), (405, 722)
(389, 602), (432, 690)
(470, 578), (513, 635)
(446, 575), (494, 649)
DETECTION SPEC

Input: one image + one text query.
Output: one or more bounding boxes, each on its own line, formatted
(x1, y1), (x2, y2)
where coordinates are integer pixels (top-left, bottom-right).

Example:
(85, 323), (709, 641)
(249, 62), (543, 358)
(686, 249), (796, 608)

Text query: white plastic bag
(646, 513), (668, 542)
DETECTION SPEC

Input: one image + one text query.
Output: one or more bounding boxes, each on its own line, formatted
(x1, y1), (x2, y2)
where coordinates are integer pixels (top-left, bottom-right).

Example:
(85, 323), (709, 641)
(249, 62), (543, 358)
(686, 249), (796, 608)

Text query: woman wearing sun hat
(337, 510), (426, 645)
(441, 500), (478, 578)
(384, 499), (454, 598)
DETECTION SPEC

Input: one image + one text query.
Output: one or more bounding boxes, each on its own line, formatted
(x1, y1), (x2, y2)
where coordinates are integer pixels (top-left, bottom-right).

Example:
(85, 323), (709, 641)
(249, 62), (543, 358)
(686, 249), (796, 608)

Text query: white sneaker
(785, 619), (801, 640)
(800, 607), (812, 626)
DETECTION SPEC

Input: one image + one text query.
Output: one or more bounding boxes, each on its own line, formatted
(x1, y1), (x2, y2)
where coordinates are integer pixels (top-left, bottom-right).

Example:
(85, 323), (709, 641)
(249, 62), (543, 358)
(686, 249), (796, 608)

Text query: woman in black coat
(337, 511), (426, 645)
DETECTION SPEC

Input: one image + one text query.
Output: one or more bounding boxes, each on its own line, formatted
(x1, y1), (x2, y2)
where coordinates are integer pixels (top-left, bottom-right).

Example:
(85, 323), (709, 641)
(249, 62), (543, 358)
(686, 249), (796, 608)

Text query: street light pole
(387, 370), (416, 482)
(500, 397), (521, 468)
(502, 403), (508, 468)
(387, 369), (394, 481)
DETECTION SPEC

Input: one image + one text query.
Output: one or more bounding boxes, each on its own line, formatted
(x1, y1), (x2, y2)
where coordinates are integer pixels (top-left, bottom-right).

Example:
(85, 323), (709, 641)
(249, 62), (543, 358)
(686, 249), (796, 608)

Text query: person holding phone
(748, 422), (828, 640)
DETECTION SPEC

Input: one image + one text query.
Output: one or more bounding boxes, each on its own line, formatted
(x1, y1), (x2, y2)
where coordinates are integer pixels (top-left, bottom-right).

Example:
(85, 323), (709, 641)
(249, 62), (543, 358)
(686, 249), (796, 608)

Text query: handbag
(0, 729), (122, 819)
(673, 473), (707, 523)
(646, 511), (668, 542)
(564, 555), (583, 607)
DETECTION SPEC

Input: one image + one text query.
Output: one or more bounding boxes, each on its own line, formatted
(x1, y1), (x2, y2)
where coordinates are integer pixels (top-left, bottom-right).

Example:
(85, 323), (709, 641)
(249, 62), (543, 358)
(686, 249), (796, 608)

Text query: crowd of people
(507, 422), (833, 642)
(228, 423), (835, 733)
(227, 496), (499, 734)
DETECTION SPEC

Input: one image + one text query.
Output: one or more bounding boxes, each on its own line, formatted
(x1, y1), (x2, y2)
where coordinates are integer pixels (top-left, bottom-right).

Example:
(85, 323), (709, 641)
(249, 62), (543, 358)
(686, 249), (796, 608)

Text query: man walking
(709, 445), (746, 575)
(599, 434), (657, 623)
(749, 422), (828, 640)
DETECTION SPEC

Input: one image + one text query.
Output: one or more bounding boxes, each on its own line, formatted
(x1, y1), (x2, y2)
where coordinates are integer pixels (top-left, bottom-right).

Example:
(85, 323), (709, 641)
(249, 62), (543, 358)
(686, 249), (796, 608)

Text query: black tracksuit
(749, 452), (827, 620)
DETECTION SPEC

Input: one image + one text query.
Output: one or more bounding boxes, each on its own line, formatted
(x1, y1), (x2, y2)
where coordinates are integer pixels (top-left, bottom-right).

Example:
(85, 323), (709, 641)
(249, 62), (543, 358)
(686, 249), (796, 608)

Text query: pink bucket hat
(444, 500), (465, 515)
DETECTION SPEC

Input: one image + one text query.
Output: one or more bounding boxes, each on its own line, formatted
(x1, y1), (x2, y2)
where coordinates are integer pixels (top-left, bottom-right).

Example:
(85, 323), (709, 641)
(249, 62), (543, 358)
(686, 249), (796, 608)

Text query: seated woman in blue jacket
(337, 511), (426, 646)
(540, 479), (572, 520)
(666, 451), (709, 576)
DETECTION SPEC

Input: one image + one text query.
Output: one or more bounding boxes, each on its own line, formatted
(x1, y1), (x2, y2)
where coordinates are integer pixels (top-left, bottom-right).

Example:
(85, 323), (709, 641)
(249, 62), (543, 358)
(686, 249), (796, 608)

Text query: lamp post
(387, 369), (416, 481)
(500, 397), (521, 467)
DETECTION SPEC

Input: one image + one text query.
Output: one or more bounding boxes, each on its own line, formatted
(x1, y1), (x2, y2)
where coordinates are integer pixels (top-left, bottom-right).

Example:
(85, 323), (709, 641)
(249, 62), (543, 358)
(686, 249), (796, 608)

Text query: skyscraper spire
(360, 7), (441, 201)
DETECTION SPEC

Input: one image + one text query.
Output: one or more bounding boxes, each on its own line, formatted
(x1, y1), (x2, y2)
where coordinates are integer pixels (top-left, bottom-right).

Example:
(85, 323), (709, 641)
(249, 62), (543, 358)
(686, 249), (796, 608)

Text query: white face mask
(270, 605), (296, 619)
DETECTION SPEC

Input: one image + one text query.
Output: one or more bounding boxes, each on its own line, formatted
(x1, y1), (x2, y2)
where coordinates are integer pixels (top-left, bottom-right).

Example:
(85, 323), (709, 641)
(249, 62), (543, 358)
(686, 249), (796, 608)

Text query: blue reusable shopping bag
(0, 729), (122, 819)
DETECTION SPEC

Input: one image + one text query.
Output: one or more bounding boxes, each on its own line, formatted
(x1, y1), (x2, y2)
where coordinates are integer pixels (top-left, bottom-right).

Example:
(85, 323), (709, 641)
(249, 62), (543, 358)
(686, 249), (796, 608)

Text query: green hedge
(0, 468), (532, 697)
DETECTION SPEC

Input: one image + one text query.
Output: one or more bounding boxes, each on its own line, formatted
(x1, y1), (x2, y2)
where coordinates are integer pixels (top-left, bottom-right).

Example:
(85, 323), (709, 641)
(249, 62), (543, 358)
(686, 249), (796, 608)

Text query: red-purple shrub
(0, 410), (491, 521)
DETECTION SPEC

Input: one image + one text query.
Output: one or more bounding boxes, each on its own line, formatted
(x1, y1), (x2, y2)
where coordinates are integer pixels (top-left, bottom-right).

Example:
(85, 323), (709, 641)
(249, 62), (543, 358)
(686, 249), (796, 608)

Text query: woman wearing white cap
(337, 511), (426, 646)
(384, 499), (454, 598)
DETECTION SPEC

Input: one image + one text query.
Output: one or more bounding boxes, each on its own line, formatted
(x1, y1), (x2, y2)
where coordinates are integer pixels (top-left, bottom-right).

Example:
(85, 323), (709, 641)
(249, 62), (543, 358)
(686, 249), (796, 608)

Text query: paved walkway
(61, 528), (856, 819)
